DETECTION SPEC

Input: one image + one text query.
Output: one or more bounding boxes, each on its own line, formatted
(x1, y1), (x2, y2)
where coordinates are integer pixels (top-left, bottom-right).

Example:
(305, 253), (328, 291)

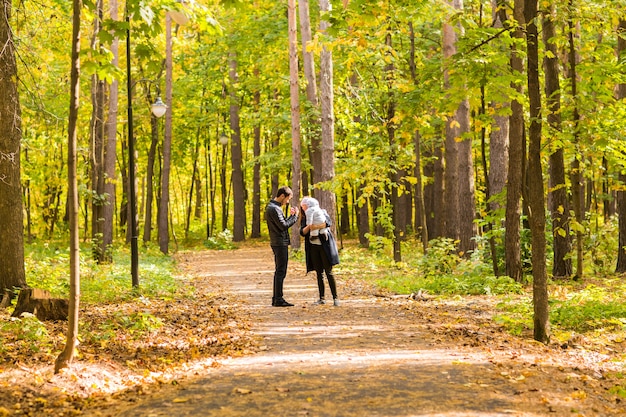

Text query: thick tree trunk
(55, 0), (81, 372)
(103, 0), (119, 258)
(318, 0), (337, 234)
(442, 1), (460, 244)
(298, 0), (321, 187)
(0, 0), (26, 298)
(525, 0), (550, 344)
(505, 0), (524, 282)
(543, 6), (572, 279)
(457, 96), (476, 257)
(287, 0), (302, 249)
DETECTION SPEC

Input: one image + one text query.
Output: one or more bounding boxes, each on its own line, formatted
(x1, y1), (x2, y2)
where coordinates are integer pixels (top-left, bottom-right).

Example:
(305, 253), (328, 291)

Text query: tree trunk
(143, 114), (159, 244)
(480, 83), (499, 276)
(567, 2), (584, 279)
(55, 0), (81, 372)
(409, 22), (428, 251)
(615, 19), (626, 273)
(159, 14), (173, 254)
(505, 0), (524, 282)
(525, 0), (550, 344)
(298, 0), (322, 187)
(442, 3), (460, 244)
(414, 132), (428, 252)
(229, 54), (246, 242)
(385, 31), (401, 262)
(251, 77), (262, 238)
(317, 0), (337, 234)
(543, 5), (572, 279)
(0, 0), (26, 298)
(287, 0), (302, 249)
(357, 183), (369, 248)
(103, 0), (119, 258)
(457, 96), (476, 257)
(89, 0), (108, 263)
(185, 139), (200, 238)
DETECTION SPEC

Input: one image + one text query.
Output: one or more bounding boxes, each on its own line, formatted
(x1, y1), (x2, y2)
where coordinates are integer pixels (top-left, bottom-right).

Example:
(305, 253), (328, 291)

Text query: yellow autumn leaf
(234, 388), (252, 394)
(172, 397), (189, 403)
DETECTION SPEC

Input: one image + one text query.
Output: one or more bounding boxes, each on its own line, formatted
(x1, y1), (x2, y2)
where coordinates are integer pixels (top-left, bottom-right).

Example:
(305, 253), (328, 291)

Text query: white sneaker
(313, 299), (326, 305)
(333, 299), (340, 306)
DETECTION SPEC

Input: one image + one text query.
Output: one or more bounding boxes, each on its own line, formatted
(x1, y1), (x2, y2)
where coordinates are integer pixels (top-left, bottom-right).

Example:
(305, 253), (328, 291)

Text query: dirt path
(86, 245), (624, 417)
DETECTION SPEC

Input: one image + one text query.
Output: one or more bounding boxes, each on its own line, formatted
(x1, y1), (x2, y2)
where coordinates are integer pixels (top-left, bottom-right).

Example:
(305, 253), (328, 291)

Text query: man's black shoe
(272, 299), (294, 307)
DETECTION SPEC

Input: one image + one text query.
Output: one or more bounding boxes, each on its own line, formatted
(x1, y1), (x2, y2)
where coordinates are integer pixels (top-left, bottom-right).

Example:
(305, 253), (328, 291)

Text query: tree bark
(159, 14), (173, 254)
(356, 183), (369, 248)
(566, 2), (584, 279)
(298, 0), (322, 188)
(615, 19), (626, 273)
(103, 0), (119, 259)
(505, 0), (524, 282)
(287, 0), (302, 249)
(525, 0), (550, 344)
(55, 0), (81, 372)
(143, 113), (159, 244)
(0, 0), (27, 298)
(442, 2), (460, 244)
(251, 90), (262, 238)
(317, 0), (337, 234)
(89, 0), (108, 263)
(409, 22), (428, 251)
(543, 5), (572, 279)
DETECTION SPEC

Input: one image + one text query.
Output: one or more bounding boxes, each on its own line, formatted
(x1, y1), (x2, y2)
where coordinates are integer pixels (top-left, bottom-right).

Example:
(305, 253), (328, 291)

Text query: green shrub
(204, 229), (237, 250)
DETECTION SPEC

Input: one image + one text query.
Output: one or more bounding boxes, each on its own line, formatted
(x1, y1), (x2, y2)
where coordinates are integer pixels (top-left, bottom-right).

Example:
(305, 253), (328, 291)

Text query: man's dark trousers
(271, 245), (289, 302)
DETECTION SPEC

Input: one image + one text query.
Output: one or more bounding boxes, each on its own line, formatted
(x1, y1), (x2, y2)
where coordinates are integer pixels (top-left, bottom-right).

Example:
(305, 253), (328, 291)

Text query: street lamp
(126, 7), (167, 288)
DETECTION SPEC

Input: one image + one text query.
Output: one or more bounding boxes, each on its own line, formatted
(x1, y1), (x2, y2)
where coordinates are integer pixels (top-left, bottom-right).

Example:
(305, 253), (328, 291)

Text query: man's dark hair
(277, 186), (293, 198)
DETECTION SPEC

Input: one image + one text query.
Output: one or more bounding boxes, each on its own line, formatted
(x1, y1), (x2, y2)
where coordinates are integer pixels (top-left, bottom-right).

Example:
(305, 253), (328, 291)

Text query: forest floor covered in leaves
(1, 241), (626, 416)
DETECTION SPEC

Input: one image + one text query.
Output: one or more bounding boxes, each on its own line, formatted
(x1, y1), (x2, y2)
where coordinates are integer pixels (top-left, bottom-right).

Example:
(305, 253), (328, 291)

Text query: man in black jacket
(265, 186), (299, 307)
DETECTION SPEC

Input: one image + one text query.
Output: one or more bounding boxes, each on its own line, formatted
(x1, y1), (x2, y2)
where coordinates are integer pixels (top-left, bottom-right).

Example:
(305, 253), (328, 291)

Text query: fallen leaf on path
(234, 388), (252, 394)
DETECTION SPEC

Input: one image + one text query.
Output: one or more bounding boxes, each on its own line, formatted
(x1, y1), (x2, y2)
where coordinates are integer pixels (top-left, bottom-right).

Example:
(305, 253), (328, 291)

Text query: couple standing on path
(265, 186), (340, 307)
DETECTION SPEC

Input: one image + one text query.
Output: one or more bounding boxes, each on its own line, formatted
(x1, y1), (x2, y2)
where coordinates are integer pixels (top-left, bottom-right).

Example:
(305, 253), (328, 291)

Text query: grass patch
(24, 240), (179, 304)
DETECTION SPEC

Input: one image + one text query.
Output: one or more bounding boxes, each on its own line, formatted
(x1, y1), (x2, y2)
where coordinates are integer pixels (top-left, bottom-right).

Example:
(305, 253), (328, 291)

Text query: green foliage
(81, 310), (164, 344)
(550, 284), (626, 332)
(494, 297), (534, 336)
(342, 238), (523, 297)
(0, 313), (53, 355)
(418, 238), (462, 277)
(204, 229), (237, 250)
(496, 280), (626, 337)
(25, 240), (178, 303)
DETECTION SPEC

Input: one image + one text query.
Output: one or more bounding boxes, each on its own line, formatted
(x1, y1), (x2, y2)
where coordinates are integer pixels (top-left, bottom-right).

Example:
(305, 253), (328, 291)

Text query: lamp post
(126, 9), (167, 287)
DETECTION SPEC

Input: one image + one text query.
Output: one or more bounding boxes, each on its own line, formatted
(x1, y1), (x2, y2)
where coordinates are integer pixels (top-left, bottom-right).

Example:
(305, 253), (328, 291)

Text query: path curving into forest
(85, 243), (623, 417)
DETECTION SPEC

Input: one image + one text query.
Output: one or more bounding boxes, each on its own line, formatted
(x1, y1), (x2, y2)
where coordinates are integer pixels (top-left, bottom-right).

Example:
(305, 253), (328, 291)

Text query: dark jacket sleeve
(266, 201), (298, 246)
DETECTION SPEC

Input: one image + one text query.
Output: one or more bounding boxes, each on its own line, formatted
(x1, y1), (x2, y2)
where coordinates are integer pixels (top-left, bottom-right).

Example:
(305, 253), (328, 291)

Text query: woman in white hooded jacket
(300, 196), (340, 306)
